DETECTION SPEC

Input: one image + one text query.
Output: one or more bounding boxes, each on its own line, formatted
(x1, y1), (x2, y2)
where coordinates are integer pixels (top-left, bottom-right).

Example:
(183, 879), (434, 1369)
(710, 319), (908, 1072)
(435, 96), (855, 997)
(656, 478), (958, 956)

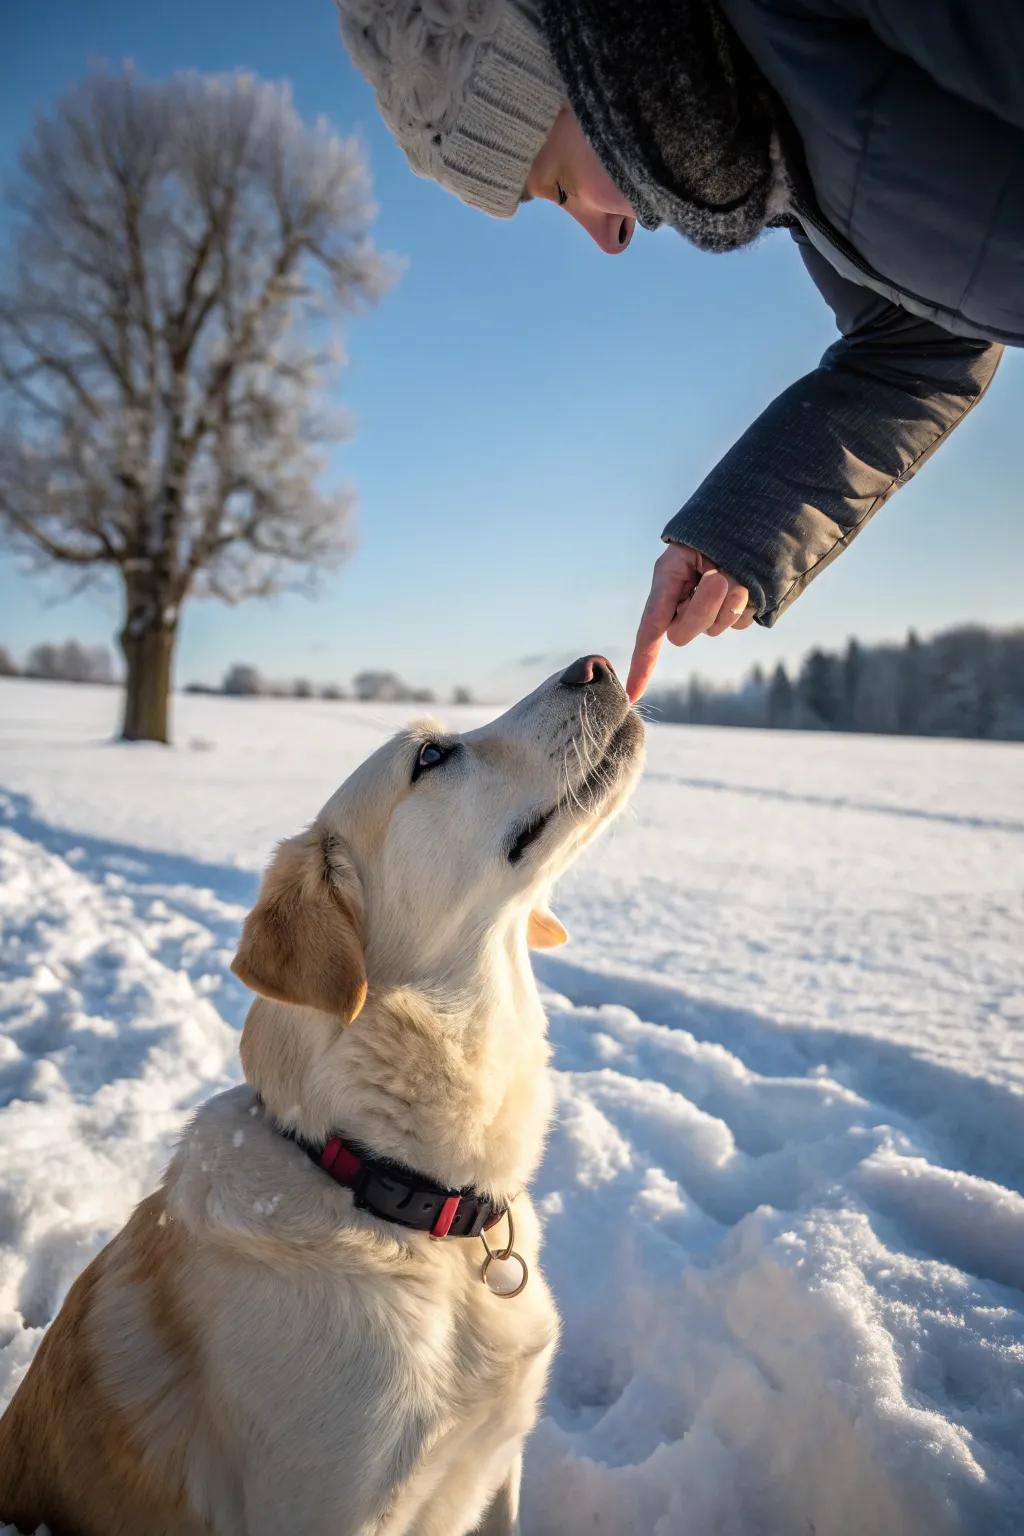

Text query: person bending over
(336, 0), (1019, 697)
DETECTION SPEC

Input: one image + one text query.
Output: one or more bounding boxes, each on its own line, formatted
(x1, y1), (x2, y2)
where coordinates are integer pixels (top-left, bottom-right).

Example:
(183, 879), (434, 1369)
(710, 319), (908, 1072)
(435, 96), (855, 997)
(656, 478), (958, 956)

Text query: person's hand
(626, 543), (755, 702)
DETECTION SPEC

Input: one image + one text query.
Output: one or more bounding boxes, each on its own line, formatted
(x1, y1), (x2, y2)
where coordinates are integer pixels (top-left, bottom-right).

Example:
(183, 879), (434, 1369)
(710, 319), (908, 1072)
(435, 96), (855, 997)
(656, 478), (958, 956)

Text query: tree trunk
(119, 577), (177, 743)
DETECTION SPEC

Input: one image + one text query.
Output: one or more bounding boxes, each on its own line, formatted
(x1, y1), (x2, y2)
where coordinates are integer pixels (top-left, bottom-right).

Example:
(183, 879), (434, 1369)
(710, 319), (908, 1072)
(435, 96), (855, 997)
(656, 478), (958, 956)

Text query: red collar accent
(306, 1133), (506, 1241)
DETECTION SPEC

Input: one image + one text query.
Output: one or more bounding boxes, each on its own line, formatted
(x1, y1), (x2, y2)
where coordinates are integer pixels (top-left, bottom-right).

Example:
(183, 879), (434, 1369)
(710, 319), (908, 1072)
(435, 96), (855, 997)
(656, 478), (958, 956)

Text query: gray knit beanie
(336, 0), (565, 218)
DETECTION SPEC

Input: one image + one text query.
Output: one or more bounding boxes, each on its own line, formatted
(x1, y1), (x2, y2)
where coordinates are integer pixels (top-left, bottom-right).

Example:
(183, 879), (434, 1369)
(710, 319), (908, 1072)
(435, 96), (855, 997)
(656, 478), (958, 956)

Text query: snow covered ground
(1, 677), (1022, 1535)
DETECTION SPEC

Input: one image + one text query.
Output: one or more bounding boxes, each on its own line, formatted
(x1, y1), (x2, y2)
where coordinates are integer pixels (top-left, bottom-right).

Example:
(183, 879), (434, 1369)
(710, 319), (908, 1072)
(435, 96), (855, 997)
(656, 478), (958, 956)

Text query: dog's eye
(411, 741), (454, 782)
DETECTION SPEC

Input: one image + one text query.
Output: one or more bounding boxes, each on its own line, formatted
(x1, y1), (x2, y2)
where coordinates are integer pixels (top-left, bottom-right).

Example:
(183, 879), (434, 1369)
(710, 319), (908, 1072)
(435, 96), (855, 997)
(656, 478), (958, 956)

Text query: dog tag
(481, 1249), (529, 1299)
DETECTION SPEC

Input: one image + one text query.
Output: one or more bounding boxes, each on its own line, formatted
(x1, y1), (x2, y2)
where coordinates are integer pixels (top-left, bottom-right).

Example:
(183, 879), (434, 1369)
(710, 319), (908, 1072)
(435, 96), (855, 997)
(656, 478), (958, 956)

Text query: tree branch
(0, 501), (113, 566)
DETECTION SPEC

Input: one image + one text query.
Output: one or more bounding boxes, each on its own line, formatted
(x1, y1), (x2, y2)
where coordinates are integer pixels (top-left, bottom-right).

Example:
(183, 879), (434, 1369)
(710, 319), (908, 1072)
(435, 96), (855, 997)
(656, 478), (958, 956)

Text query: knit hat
(336, 0), (565, 218)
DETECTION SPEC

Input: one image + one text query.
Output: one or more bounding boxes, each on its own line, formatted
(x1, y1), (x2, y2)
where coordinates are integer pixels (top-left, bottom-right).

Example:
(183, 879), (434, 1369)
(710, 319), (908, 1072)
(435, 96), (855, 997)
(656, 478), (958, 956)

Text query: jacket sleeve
(661, 233), (1002, 626)
(788, 0), (1024, 131)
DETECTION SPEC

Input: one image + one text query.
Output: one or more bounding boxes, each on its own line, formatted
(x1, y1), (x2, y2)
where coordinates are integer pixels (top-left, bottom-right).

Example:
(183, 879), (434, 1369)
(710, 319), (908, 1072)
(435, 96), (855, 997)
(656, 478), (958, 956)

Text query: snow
(1, 677), (1022, 1534)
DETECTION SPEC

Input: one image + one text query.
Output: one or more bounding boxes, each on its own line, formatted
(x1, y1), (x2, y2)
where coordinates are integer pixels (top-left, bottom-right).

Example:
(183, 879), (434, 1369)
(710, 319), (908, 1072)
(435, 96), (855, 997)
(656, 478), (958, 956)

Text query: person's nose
(569, 205), (635, 254)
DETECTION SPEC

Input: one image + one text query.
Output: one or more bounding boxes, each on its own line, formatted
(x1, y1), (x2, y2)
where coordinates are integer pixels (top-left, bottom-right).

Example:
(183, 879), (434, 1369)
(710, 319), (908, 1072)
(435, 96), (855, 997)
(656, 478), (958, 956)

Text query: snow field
(0, 679), (1022, 1533)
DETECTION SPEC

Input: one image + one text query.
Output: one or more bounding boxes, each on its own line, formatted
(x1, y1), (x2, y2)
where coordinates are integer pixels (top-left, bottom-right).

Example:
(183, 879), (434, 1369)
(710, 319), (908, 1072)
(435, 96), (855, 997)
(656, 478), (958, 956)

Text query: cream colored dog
(0, 656), (643, 1536)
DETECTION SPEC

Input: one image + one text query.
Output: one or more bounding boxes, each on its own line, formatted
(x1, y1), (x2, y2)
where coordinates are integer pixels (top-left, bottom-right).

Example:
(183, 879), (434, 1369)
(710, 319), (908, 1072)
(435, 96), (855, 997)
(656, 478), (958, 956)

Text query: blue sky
(3, 0), (1022, 701)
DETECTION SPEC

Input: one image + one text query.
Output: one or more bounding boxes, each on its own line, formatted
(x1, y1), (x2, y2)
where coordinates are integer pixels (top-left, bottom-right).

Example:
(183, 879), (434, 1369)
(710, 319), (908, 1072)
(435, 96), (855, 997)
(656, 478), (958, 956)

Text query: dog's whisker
(566, 736), (587, 817)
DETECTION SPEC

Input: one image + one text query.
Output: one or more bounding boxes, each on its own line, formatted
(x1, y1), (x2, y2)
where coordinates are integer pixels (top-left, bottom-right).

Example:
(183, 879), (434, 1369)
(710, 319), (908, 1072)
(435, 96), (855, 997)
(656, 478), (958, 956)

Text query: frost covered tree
(23, 643), (62, 681)
(897, 629), (926, 735)
(0, 68), (388, 742)
(222, 663), (264, 697)
(23, 639), (115, 684)
(798, 648), (844, 728)
(992, 630), (1024, 739)
(767, 663), (794, 728)
(686, 677), (707, 724)
(353, 670), (407, 703)
(842, 638), (863, 724)
(922, 626), (996, 739)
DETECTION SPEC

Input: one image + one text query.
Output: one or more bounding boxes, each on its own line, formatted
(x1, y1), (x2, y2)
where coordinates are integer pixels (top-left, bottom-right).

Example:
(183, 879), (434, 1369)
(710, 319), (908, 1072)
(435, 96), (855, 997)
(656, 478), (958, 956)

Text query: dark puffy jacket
(662, 0), (1021, 624)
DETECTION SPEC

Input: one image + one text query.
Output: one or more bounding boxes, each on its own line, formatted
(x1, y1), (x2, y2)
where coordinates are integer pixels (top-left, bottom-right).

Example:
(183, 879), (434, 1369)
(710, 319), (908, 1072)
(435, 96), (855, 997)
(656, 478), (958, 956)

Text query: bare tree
(0, 68), (388, 742)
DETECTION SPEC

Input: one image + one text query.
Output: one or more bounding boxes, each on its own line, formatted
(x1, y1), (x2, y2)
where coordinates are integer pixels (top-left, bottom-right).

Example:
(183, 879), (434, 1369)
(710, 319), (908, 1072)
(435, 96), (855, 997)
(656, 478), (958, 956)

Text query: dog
(0, 656), (644, 1536)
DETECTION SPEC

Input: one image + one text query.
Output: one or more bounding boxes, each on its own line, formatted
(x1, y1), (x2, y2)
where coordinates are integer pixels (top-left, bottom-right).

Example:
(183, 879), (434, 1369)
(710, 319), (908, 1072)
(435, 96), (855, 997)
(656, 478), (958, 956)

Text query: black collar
(284, 1126), (507, 1241)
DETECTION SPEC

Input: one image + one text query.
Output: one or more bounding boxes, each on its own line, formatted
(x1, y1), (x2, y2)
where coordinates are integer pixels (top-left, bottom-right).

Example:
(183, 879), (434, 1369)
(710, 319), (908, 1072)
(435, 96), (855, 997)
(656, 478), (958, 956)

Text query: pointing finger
(627, 554), (699, 700)
(626, 625), (666, 703)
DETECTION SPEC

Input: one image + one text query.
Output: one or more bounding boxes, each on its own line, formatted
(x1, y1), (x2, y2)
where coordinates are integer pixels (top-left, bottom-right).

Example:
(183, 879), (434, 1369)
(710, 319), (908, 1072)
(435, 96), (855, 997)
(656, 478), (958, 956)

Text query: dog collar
(288, 1128), (508, 1242)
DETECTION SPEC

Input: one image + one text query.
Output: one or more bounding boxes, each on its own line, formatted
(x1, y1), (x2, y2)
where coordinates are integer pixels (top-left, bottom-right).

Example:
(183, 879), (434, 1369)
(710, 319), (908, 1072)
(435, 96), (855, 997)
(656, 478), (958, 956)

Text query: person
(335, 0), (1021, 699)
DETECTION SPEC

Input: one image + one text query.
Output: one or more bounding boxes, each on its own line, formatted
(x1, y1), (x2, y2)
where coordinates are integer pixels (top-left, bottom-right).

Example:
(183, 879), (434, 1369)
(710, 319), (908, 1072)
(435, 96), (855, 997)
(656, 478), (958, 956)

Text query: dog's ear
(527, 906), (568, 949)
(232, 827), (367, 1023)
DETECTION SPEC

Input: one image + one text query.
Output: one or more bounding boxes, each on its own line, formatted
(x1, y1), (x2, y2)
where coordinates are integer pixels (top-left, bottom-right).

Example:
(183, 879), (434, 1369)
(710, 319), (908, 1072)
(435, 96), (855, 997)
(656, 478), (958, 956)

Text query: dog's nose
(560, 655), (615, 687)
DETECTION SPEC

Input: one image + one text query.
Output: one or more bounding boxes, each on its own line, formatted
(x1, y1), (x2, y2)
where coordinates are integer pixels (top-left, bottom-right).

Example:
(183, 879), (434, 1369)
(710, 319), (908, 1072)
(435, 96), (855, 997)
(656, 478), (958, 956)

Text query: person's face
(524, 107), (636, 254)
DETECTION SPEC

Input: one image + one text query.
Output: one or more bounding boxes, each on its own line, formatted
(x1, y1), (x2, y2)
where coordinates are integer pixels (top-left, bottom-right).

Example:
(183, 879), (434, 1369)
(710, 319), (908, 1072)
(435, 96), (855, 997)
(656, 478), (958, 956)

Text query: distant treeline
(0, 648), (472, 706)
(0, 639), (116, 685)
(187, 664), (473, 706)
(7, 629), (1022, 740)
(647, 626), (1024, 740)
